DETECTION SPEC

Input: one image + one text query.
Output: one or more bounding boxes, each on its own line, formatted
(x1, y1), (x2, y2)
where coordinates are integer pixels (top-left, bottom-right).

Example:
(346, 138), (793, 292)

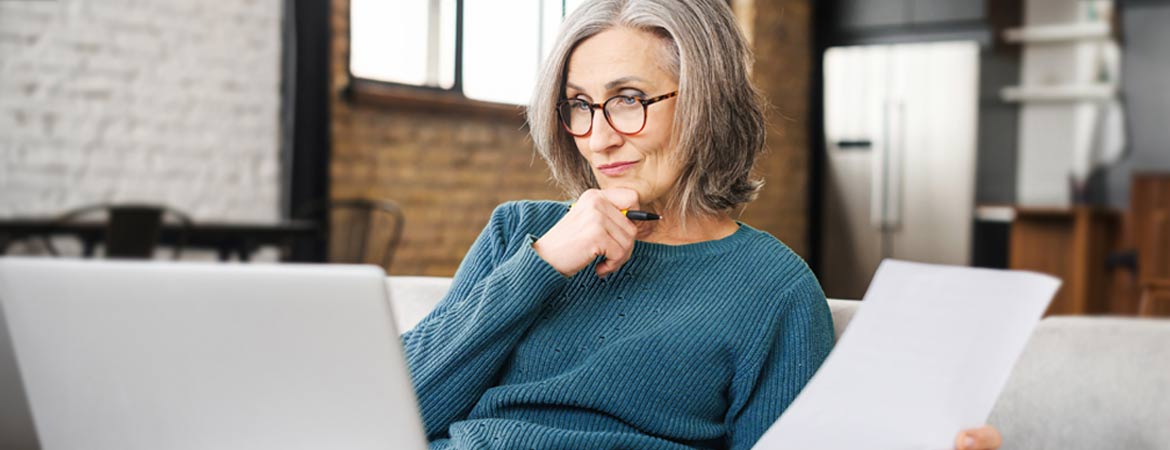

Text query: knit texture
(402, 200), (835, 450)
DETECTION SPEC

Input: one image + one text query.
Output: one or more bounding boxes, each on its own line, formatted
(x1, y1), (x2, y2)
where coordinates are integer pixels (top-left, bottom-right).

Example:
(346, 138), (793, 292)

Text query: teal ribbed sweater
(402, 200), (835, 450)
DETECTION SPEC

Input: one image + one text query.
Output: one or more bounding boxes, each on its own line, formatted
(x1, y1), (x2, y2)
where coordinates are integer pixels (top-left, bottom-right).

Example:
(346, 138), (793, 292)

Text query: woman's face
(564, 27), (681, 208)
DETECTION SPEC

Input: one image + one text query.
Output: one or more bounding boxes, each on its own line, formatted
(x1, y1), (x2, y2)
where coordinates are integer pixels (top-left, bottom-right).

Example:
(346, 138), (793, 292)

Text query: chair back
(1131, 174), (1170, 316)
(323, 199), (405, 272)
(105, 206), (164, 258)
(48, 204), (193, 259)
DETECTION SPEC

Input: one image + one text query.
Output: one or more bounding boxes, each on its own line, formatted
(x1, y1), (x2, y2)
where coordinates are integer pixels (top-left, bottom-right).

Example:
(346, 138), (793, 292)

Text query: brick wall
(329, 0), (811, 276)
(0, 0), (284, 222)
(736, 0), (813, 257)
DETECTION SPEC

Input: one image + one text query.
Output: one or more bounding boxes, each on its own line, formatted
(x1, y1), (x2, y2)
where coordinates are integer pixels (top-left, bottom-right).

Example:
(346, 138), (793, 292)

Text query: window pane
(540, 0), (561, 61)
(350, 0), (456, 89)
(437, 0), (456, 88)
(464, 0), (588, 105)
(462, 0), (541, 104)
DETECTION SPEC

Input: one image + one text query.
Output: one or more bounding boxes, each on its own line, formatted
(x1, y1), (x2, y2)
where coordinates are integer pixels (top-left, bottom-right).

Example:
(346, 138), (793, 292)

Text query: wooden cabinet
(1009, 207), (1120, 316)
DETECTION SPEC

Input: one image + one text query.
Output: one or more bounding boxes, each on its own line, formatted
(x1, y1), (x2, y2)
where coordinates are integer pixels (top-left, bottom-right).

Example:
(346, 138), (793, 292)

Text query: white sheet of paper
(754, 260), (1060, 450)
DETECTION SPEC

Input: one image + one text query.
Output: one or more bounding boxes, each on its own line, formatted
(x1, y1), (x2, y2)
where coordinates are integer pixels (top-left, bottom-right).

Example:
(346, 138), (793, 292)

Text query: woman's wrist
(531, 236), (575, 278)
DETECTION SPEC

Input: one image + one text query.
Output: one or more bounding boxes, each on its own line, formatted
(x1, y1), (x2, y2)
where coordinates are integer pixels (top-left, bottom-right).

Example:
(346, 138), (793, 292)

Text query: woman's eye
(573, 101), (591, 111)
(619, 96), (639, 105)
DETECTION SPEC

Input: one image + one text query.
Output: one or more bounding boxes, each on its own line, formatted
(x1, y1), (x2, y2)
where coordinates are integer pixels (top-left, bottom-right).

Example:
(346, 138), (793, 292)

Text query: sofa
(385, 276), (1170, 450)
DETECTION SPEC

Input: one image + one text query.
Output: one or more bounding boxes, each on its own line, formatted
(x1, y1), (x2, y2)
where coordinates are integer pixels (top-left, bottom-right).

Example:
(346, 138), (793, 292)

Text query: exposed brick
(734, 0), (812, 257)
(0, 0), (283, 224)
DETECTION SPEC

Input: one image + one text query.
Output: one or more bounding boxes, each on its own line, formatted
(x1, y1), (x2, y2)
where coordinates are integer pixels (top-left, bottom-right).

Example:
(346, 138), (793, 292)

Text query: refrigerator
(820, 41), (980, 300)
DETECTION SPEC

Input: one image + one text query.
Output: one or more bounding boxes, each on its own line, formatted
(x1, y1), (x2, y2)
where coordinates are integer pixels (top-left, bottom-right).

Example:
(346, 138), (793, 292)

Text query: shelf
(1000, 84), (1117, 102)
(975, 205), (1016, 223)
(1004, 22), (1111, 43)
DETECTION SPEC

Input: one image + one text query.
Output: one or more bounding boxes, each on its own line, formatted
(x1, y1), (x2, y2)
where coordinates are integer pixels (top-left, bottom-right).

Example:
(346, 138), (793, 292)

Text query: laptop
(0, 257), (429, 450)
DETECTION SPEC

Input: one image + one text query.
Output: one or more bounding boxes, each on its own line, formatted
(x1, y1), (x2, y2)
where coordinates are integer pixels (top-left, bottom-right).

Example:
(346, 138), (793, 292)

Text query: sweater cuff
(493, 234), (568, 299)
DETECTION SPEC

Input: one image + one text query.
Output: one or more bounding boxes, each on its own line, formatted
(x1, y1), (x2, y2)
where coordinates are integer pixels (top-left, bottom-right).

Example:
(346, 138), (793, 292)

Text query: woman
(403, 0), (1002, 449)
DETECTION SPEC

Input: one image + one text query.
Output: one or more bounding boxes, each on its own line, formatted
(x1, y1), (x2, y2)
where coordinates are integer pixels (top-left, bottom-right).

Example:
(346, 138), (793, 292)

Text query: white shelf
(975, 205), (1016, 223)
(1004, 22), (1111, 43)
(1000, 84), (1117, 102)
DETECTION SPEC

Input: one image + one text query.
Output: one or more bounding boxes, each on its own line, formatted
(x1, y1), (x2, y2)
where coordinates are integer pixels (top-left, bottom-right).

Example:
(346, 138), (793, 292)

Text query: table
(0, 218), (320, 262)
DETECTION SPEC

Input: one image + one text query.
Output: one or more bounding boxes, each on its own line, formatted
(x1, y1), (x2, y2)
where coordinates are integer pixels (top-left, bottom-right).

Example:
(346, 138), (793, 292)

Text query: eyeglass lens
(559, 96), (646, 136)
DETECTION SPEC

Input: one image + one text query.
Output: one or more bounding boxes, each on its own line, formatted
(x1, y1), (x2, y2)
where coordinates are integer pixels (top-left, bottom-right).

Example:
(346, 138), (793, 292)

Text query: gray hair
(527, 0), (766, 223)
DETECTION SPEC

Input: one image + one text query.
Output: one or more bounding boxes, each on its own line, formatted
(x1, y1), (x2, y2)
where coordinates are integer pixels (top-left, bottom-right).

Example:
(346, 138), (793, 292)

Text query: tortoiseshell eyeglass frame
(556, 91), (679, 137)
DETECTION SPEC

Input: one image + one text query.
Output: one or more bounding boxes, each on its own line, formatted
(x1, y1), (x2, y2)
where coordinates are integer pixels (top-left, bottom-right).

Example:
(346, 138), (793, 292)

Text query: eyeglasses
(556, 91), (678, 137)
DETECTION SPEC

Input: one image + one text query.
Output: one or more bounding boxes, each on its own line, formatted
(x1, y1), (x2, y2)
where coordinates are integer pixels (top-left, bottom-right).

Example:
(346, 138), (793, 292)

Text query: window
(350, 0), (457, 90)
(349, 0), (589, 106)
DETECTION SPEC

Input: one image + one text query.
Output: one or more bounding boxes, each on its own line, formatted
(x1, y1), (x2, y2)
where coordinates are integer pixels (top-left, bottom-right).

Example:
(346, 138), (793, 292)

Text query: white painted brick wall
(0, 0), (284, 222)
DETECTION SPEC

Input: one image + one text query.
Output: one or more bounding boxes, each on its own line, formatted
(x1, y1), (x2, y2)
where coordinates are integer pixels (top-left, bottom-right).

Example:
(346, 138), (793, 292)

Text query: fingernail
(963, 435), (975, 449)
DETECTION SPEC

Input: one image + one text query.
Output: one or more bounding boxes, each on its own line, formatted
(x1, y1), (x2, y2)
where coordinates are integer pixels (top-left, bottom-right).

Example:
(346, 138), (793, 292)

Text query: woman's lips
(597, 161), (638, 176)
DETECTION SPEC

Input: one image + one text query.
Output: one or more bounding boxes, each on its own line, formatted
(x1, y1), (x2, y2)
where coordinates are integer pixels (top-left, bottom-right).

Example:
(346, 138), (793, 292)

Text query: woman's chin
(590, 179), (659, 205)
(601, 184), (644, 198)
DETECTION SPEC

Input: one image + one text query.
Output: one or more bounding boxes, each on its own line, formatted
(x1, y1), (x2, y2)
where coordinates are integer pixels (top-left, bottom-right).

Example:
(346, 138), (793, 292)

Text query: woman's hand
(955, 425), (1002, 450)
(533, 188), (640, 278)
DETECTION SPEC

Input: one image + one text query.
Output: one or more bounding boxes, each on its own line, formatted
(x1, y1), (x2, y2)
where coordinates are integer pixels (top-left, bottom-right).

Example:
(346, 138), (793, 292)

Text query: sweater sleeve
(401, 203), (567, 440)
(726, 273), (836, 450)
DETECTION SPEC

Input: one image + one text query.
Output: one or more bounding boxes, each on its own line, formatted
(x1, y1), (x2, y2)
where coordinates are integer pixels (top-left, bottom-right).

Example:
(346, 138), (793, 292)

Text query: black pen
(568, 203), (661, 221)
(622, 210), (660, 221)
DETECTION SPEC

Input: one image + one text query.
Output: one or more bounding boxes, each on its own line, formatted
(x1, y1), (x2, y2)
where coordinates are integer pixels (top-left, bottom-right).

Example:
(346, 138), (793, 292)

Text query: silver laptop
(0, 257), (429, 450)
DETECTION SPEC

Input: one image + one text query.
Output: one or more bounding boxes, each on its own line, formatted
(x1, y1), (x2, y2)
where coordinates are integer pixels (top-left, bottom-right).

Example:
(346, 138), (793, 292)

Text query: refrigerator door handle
(887, 100), (905, 230)
(871, 99), (905, 231)
(871, 100), (891, 230)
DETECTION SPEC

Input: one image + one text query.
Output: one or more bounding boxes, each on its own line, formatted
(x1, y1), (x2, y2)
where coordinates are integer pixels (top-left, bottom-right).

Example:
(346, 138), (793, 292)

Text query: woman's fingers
(593, 201), (637, 277)
(534, 188), (642, 278)
(955, 426), (1002, 450)
(576, 189), (637, 278)
(594, 239), (627, 277)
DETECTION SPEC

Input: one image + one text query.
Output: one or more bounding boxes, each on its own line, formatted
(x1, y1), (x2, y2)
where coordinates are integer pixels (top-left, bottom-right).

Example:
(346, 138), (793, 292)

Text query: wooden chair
(1138, 280), (1170, 317)
(298, 198), (405, 273)
(1131, 174), (1170, 317)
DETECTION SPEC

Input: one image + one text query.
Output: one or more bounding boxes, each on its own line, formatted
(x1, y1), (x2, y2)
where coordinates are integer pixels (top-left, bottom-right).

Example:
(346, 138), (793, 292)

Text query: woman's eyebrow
(564, 77), (649, 94)
(604, 76), (648, 90)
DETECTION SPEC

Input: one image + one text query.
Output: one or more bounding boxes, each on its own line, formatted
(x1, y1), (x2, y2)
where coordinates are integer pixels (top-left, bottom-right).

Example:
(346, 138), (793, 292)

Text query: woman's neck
(634, 209), (739, 245)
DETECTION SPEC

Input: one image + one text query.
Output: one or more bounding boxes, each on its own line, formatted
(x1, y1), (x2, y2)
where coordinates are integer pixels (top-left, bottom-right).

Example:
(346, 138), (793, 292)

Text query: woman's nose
(588, 111), (623, 153)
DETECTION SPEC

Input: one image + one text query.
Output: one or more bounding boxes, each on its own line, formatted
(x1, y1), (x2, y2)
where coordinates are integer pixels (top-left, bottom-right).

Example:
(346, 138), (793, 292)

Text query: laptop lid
(0, 257), (428, 450)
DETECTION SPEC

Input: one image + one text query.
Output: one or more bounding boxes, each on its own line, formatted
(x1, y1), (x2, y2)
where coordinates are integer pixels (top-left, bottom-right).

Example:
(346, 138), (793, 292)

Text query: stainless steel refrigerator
(820, 41), (980, 300)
